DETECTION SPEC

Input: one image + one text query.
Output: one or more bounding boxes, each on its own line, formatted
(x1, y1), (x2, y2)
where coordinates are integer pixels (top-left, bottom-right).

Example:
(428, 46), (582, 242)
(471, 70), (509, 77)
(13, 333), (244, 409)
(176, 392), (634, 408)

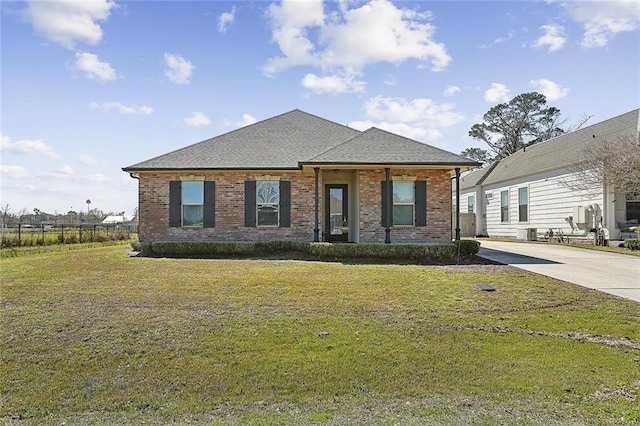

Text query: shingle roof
(480, 109), (639, 186)
(302, 127), (478, 166)
(123, 109), (478, 171)
(459, 162), (500, 191)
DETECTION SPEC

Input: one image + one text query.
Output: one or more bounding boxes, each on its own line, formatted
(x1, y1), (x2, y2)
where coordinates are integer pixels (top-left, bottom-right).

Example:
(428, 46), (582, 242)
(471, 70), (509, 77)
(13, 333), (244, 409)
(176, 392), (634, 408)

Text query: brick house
(123, 110), (477, 244)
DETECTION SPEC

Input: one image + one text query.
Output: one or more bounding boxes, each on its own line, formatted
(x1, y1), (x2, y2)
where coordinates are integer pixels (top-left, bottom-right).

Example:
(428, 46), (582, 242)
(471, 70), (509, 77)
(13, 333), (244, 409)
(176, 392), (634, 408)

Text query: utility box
(573, 205), (586, 223)
(517, 228), (537, 241)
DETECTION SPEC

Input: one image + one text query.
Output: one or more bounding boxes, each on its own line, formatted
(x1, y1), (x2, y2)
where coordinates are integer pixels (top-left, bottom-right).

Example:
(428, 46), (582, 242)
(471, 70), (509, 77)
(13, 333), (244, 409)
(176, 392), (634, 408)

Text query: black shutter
(415, 180), (426, 227)
(279, 180), (291, 227)
(203, 181), (215, 228)
(381, 181), (392, 226)
(169, 181), (181, 227)
(244, 180), (256, 227)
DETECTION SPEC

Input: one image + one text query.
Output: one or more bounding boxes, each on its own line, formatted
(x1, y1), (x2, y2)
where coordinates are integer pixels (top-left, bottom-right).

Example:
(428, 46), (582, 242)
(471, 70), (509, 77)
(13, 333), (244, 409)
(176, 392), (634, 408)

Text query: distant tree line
(0, 204), (137, 225)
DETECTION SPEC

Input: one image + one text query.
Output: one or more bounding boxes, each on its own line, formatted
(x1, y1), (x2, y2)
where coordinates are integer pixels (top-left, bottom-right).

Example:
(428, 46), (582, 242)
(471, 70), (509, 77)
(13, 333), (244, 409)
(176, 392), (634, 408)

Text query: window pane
(182, 181), (204, 204)
(518, 187), (528, 222)
(258, 205), (279, 226)
(467, 196), (475, 213)
(183, 205), (203, 226)
(393, 182), (414, 203)
(393, 205), (414, 226)
(257, 182), (279, 204)
(501, 190), (509, 222)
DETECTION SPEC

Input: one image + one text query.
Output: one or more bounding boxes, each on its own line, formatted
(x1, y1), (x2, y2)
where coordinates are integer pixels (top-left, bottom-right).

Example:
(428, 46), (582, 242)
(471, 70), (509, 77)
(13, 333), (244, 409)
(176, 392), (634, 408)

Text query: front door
(325, 184), (348, 242)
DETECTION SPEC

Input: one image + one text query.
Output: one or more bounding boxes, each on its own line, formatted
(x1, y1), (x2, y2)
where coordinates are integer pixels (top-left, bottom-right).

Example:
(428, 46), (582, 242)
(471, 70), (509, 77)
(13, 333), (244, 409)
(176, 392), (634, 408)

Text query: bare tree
(562, 134), (640, 197)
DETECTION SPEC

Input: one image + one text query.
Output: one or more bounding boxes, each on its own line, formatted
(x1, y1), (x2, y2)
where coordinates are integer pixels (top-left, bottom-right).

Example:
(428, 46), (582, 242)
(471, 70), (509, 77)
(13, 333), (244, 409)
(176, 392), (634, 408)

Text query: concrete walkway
(477, 240), (640, 303)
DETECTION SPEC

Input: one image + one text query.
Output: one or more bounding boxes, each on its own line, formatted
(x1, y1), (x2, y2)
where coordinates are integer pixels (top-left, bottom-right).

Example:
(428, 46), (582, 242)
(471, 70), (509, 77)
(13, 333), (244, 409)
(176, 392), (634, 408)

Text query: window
(182, 181), (204, 226)
(257, 181), (279, 226)
(467, 195), (475, 213)
(518, 187), (528, 222)
(169, 180), (215, 228)
(500, 190), (509, 222)
(393, 181), (415, 226)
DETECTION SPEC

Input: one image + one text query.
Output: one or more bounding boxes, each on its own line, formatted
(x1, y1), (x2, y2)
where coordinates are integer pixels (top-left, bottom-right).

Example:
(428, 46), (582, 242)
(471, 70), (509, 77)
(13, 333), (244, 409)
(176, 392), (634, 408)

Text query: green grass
(1, 246), (639, 425)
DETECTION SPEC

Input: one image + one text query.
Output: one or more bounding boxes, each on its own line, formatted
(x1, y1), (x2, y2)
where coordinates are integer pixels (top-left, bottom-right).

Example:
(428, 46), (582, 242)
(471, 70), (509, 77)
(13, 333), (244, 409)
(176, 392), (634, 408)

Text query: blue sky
(1, 0), (639, 217)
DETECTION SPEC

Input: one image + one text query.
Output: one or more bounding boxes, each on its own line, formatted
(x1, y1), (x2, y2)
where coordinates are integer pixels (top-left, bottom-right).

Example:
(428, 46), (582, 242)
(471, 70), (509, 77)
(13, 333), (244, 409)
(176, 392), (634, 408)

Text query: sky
(1, 0), (639, 217)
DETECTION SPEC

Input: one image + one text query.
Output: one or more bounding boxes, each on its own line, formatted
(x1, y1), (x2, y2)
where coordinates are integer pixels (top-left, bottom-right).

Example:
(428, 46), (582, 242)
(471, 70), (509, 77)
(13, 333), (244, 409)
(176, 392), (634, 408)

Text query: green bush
(141, 239), (480, 264)
(623, 238), (640, 251)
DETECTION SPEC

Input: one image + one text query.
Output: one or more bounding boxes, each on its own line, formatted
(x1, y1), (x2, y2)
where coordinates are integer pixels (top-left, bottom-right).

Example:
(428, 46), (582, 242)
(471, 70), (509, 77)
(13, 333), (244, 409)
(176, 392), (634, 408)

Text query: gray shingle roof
(123, 109), (478, 171)
(302, 127), (478, 166)
(480, 109), (639, 186)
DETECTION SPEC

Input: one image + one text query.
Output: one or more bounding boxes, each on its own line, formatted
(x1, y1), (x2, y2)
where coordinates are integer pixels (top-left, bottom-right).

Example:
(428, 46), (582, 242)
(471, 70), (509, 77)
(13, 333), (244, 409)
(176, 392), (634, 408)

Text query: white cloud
(562, 1), (640, 48)
(90, 101), (154, 115)
(56, 165), (74, 175)
(184, 112), (211, 128)
(264, 0), (451, 93)
(484, 83), (511, 103)
(302, 73), (366, 94)
(1, 134), (59, 159)
(71, 52), (116, 81)
(237, 114), (257, 127)
(164, 53), (194, 85)
(383, 75), (396, 86)
(0, 165), (28, 179)
(364, 96), (464, 127)
(19, 0), (115, 49)
(348, 120), (442, 141)
(348, 96), (464, 142)
(530, 78), (569, 101)
(532, 24), (566, 52)
(218, 6), (236, 33)
(494, 30), (516, 44)
(443, 85), (461, 97)
(77, 155), (99, 166)
(82, 173), (109, 183)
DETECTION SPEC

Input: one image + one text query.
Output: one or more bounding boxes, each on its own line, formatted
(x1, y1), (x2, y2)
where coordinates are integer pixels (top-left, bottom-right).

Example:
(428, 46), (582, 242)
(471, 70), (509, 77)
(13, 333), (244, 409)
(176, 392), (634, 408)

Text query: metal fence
(0, 223), (138, 248)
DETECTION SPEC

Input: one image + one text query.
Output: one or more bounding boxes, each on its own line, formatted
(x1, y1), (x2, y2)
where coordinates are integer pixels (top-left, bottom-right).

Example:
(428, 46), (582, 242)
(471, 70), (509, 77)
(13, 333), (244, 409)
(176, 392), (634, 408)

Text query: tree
(469, 92), (564, 159)
(460, 147), (491, 165)
(561, 134), (640, 197)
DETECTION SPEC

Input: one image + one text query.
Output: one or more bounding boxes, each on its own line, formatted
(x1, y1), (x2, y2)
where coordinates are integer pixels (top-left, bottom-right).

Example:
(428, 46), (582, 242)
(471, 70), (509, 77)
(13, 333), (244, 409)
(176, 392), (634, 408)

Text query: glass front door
(325, 184), (348, 242)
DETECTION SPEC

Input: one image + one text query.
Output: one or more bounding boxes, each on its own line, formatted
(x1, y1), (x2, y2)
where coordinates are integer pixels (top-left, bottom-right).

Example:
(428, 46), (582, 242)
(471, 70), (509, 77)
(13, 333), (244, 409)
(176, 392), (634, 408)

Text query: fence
(0, 223), (138, 248)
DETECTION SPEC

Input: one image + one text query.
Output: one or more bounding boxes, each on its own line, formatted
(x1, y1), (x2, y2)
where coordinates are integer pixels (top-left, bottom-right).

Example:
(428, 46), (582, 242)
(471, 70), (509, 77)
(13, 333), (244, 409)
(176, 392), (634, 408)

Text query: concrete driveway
(477, 240), (640, 303)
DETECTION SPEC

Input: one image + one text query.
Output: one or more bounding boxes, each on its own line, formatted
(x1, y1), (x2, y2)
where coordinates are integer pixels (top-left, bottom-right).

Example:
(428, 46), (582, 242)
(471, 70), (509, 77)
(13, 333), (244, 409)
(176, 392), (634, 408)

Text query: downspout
(385, 167), (391, 244)
(313, 167), (320, 242)
(455, 168), (461, 241)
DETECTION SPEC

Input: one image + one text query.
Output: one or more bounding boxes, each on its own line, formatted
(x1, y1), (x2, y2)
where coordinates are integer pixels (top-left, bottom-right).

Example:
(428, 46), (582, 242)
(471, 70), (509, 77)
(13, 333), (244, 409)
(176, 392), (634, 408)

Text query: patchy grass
(1, 246), (639, 425)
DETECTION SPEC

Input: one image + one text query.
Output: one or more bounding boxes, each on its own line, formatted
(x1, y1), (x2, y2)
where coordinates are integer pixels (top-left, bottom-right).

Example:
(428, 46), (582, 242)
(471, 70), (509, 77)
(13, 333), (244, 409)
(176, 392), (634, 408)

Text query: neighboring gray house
(456, 108), (639, 241)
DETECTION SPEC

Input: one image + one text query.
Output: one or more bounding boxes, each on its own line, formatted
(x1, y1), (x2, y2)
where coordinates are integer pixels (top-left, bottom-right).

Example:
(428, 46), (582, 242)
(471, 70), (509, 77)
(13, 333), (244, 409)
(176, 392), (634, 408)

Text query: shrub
(624, 238), (640, 251)
(140, 240), (480, 264)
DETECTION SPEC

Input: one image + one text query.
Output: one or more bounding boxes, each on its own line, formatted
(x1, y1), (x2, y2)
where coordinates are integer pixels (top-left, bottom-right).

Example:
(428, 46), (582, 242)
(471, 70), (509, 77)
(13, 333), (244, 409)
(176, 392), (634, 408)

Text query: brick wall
(137, 168), (453, 243)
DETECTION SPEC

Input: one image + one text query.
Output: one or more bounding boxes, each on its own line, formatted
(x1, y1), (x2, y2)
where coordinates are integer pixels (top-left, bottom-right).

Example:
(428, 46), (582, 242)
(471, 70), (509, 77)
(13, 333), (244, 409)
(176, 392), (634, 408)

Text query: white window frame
(500, 190), (509, 223)
(181, 181), (204, 227)
(393, 181), (415, 226)
(467, 195), (475, 213)
(257, 181), (279, 227)
(518, 187), (529, 223)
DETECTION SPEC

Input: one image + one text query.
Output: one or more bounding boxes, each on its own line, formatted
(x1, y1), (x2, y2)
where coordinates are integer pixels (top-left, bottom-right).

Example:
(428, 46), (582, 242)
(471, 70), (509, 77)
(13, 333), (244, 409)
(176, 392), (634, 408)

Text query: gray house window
(518, 187), (528, 222)
(500, 190), (509, 222)
(467, 195), (475, 213)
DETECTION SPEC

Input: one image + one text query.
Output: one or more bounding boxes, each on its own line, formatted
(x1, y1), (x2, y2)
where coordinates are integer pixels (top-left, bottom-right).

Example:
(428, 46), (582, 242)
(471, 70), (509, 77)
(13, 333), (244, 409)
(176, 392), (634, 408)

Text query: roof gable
(303, 127), (478, 166)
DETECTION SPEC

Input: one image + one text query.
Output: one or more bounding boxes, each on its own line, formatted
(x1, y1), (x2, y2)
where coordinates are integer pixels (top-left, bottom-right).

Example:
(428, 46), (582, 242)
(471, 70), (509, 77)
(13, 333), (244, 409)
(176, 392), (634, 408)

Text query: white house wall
(482, 168), (605, 239)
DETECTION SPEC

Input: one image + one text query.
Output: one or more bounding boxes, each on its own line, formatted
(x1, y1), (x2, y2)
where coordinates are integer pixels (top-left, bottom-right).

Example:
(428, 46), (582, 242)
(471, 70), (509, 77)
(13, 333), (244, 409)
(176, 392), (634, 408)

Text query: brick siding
(137, 168), (453, 244)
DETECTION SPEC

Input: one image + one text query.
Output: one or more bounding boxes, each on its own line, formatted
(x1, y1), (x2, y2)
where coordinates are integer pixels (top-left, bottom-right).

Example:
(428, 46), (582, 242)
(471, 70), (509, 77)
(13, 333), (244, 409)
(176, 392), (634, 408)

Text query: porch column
(455, 167), (461, 241)
(385, 167), (391, 244)
(313, 167), (320, 242)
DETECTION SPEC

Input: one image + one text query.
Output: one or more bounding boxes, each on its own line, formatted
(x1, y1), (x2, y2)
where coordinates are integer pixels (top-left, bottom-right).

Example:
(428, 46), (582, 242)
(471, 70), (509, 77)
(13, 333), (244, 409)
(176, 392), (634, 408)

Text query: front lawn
(1, 246), (639, 425)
